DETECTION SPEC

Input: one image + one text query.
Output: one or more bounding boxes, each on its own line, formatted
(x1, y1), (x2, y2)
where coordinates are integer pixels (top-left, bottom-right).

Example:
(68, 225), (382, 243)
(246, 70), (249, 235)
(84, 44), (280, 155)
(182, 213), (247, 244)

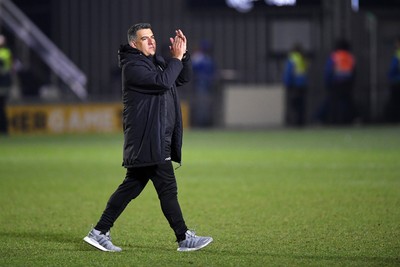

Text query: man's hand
(170, 29), (187, 60)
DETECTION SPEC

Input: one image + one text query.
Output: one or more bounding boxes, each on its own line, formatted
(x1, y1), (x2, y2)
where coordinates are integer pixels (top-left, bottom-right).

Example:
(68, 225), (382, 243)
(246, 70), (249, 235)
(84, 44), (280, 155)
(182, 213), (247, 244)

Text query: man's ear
(130, 41), (137, 48)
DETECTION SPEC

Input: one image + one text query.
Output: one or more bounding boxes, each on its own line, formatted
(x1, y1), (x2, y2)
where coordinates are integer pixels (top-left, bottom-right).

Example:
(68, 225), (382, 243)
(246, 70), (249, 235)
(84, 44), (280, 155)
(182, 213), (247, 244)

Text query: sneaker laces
(186, 230), (196, 238)
(90, 224), (112, 241)
(103, 230), (114, 241)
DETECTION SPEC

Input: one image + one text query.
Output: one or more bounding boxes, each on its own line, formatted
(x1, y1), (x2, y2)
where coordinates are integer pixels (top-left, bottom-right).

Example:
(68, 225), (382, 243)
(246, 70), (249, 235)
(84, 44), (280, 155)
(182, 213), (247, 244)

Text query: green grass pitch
(1, 126), (399, 266)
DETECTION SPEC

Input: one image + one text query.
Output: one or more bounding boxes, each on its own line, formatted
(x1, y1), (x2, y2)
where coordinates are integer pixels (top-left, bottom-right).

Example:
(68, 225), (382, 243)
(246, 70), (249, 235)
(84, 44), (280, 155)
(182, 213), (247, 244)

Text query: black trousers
(385, 84), (400, 122)
(285, 87), (307, 127)
(95, 161), (188, 241)
(328, 82), (355, 124)
(0, 96), (8, 134)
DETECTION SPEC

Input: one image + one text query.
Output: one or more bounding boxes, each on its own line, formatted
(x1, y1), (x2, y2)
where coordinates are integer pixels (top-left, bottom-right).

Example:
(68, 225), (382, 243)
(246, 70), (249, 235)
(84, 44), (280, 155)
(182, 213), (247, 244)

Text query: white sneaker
(177, 230), (213, 252)
(83, 228), (122, 252)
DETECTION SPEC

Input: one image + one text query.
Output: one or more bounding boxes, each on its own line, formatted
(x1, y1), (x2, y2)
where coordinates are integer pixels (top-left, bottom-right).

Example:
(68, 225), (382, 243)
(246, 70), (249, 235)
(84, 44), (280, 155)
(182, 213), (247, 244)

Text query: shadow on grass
(2, 230), (97, 251)
(4, 231), (398, 265)
(3, 230), (177, 253)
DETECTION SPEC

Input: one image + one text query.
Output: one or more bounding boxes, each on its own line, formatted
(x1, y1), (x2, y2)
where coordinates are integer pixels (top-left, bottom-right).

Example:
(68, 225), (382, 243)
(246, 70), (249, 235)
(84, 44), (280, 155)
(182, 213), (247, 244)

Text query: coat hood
(118, 44), (140, 68)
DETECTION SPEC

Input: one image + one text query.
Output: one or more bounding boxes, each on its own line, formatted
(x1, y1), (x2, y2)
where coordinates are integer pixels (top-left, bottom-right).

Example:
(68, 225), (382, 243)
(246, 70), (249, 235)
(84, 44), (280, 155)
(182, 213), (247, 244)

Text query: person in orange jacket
(324, 38), (356, 124)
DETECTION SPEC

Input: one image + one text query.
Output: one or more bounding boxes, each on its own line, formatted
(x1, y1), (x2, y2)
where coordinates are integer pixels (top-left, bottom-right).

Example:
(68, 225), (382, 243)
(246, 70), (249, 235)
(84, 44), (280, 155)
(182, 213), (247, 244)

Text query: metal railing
(0, 0), (87, 100)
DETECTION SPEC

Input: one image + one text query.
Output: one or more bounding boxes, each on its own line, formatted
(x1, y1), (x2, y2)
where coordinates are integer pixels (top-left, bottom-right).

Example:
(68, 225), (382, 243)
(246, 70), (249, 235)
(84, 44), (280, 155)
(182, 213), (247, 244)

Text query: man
(283, 43), (308, 127)
(324, 38), (356, 124)
(386, 36), (400, 122)
(0, 34), (13, 135)
(83, 23), (213, 252)
(191, 40), (216, 127)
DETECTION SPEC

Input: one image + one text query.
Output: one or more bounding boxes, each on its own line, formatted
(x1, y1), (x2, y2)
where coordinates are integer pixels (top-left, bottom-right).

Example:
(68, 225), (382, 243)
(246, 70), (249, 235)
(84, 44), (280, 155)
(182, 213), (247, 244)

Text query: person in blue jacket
(283, 43), (308, 126)
(386, 36), (400, 122)
(191, 40), (216, 127)
(83, 23), (212, 253)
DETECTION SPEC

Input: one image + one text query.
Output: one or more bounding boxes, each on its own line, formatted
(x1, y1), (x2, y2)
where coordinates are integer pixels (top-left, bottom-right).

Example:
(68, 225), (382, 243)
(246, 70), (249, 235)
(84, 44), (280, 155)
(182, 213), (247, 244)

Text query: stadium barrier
(223, 84), (284, 128)
(6, 101), (189, 134)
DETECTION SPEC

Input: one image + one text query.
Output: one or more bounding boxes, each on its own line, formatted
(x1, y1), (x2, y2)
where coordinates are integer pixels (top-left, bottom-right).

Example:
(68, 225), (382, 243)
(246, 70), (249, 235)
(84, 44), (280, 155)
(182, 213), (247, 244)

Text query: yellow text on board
(6, 102), (189, 135)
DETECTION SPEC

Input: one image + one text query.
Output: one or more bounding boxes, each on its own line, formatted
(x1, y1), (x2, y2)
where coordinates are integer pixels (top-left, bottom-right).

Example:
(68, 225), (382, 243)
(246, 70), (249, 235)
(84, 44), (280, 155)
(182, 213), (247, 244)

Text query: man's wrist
(172, 56), (183, 61)
(182, 50), (188, 60)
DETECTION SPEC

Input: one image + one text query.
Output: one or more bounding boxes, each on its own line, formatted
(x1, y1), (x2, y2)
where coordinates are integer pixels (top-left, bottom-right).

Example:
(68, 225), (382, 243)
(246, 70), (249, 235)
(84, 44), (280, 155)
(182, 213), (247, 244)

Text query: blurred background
(1, 0), (400, 134)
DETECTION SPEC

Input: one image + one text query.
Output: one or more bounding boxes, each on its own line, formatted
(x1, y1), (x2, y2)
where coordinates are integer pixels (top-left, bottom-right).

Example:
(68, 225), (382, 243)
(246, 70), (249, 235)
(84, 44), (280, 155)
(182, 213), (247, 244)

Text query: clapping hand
(170, 29), (187, 60)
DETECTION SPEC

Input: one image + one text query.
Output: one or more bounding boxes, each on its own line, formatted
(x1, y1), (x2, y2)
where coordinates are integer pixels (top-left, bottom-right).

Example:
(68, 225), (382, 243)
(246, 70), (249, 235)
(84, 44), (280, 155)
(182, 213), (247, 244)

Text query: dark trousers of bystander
(0, 95), (8, 134)
(385, 84), (400, 123)
(285, 87), (307, 127)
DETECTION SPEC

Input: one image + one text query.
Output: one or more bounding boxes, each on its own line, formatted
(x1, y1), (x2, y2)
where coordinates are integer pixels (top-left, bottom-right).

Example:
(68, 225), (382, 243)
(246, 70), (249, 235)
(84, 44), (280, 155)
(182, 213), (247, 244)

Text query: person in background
(324, 38), (356, 124)
(283, 43), (308, 127)
(386, 36), (400, 123)
(0, 34), (13, 135)
(83, 23), (213, 252)
(191, 40), (216, 127)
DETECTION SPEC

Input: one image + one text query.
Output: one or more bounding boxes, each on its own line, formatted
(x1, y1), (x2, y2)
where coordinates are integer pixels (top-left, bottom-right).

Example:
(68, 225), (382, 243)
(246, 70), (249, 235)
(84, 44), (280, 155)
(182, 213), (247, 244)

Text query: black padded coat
(118, 44), (192, 167)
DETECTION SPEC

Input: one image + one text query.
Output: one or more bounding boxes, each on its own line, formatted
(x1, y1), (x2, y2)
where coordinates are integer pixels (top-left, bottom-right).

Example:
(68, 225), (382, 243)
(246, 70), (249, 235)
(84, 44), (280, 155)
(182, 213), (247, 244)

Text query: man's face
(131, 28), (156, 56)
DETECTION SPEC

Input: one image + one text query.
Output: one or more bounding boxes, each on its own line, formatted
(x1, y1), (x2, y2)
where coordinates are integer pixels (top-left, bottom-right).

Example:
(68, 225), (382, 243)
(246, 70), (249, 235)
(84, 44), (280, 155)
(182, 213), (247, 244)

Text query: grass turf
(0, 126), (399, 266)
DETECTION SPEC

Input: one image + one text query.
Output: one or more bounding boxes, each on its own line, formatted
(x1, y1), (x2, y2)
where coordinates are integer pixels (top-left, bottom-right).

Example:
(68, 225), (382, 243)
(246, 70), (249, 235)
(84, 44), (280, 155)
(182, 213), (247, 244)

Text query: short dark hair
(127, 23), (152, 43)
